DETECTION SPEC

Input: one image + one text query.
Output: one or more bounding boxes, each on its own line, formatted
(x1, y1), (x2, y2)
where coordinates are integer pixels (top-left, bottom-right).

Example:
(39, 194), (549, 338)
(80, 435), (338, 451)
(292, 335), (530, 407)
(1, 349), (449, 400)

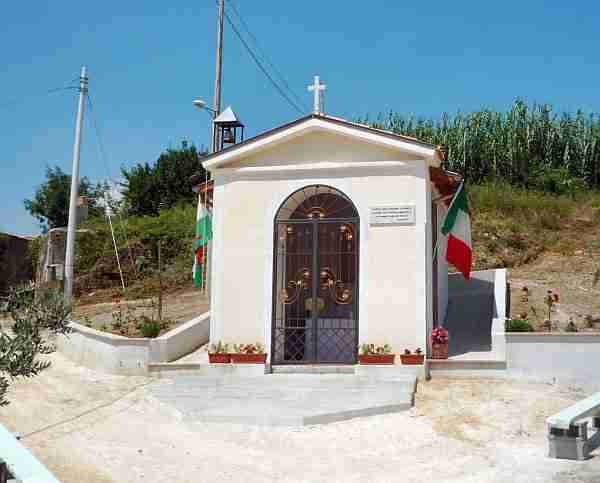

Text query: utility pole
(212, 0), (225, 152)
(204, 0), (224, 296)
(64, 66), (88, 299)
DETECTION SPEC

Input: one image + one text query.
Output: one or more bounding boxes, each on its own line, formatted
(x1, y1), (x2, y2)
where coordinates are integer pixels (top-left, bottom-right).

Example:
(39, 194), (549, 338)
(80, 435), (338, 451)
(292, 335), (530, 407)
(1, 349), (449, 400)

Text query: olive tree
(0, 285), (71, 406)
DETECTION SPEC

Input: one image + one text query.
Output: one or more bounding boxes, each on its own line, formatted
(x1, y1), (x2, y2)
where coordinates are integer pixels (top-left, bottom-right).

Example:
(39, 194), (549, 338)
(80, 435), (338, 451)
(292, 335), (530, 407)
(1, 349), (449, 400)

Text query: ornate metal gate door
(272, 186), (359, 364)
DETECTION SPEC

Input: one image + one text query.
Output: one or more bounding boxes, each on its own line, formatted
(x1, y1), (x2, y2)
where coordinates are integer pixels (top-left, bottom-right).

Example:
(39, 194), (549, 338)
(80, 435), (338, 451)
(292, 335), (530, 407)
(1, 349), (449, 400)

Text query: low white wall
(149, 312), (210, 363)
(491, 317), (506, 361)
(0, 422), (60, 482)
(56, 312), (210, 376)
(506, 333), (600, 382)
(493, 268), (507, 319)
(56, 324), (150, 376)
(491, 269), (507, 359)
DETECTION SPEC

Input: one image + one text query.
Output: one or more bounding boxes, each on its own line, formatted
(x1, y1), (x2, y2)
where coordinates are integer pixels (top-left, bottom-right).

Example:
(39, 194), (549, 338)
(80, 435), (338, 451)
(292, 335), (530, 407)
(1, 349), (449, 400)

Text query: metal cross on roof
(308, 75), (326, 114)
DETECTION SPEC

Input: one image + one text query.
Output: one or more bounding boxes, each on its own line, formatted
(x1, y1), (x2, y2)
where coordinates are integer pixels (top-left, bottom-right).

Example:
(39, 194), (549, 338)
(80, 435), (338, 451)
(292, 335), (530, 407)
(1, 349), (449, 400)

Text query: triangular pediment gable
(202, 114), (442, 171)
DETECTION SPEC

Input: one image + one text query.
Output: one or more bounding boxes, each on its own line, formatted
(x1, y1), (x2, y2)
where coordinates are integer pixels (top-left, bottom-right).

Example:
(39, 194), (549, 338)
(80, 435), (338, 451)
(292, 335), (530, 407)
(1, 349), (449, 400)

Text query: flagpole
(193, 190), (203, 288)
(433, 180), (465, 262)
(443, 180), (465, 225)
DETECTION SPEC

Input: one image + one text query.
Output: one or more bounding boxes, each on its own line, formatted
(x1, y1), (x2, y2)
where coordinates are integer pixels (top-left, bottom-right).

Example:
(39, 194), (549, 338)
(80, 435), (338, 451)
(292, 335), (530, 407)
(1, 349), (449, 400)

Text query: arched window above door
(275, 185), (358, 221)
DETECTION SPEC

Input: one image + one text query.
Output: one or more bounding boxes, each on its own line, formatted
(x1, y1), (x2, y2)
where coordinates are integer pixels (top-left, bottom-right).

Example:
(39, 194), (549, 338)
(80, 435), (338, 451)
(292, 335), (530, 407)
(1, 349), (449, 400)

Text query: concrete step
(428, 358), (507, 377)
(149, 374), (417, 426)
(271, 364), (355, 374)
(149, 362), (269, 378)
(148, 362), (202, 378)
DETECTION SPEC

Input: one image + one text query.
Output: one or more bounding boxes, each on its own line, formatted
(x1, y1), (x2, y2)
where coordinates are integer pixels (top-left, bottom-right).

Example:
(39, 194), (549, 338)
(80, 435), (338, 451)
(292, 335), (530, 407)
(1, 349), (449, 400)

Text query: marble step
(271, 364), (356, 374)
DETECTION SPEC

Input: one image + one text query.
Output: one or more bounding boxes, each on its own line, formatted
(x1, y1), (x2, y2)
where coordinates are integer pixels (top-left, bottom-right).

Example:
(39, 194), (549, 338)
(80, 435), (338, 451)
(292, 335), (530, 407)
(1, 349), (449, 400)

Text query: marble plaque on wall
(369, 205), (416, 226)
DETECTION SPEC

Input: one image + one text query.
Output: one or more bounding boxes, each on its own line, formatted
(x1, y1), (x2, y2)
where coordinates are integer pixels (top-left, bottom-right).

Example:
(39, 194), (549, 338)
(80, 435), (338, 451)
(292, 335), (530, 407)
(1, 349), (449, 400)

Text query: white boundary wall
(150, 311), (210, 363)
(492, 268), (507, 360)
(56, 312), (210, 375)
(506, 333), (600, 382)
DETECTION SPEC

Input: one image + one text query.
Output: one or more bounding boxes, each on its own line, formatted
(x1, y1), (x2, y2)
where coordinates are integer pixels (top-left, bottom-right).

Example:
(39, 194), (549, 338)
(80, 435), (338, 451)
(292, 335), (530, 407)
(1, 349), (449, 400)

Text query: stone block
(548, 422), (590, 460)
(548, 434), (588, 460)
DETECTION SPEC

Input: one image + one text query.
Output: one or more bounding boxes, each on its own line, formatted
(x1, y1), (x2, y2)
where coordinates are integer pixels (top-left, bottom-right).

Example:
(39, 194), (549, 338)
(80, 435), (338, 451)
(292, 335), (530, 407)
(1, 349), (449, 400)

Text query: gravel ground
(2, 354), (600, 482)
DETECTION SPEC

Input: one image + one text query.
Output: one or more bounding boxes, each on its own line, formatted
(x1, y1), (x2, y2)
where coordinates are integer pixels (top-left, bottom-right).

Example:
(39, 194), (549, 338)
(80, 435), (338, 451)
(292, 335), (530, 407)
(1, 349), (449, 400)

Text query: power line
(86, 93), (137, 281)
(0, 85), (78, 111)
(223, 9), (306, 115)
(226, 1), (309, 113)
(85, 94), (116, 184)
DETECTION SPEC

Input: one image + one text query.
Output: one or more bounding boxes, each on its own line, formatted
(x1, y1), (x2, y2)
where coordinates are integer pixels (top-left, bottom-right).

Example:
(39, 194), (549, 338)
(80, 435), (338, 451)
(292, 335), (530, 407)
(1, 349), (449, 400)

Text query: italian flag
(441, 182), (472, 280)
(193, 201), (213, 288)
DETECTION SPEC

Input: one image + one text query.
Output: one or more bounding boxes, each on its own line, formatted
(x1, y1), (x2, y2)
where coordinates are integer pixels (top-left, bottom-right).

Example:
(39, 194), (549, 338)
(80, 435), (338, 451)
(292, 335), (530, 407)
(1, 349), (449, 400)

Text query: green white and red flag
(441, 181), (472, 280)
(193, 201), (213, 288)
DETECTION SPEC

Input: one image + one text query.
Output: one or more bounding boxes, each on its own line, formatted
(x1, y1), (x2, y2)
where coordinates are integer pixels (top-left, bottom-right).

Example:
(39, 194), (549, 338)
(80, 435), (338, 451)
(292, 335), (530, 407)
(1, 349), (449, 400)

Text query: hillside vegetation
(470, 183), (600, 329)
(470, 183), (600, 269)
(72, 203), (196, 302)
(372, 99), (600, 189)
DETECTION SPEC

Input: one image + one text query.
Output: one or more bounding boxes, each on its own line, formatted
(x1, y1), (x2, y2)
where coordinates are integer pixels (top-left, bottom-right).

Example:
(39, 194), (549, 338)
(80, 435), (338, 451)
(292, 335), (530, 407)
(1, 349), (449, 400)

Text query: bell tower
(213, 106), (245, 152)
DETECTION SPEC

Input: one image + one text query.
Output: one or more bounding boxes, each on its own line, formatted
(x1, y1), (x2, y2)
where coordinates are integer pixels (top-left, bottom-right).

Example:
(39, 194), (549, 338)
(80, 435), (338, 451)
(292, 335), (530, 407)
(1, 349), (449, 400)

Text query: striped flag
(193, 201), (212, 288)
(441, 181), (472, 280)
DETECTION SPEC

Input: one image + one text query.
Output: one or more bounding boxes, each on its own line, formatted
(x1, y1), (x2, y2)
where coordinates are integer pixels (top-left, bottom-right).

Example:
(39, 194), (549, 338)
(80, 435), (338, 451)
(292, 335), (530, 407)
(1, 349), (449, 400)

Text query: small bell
(222, 127), (235, 144)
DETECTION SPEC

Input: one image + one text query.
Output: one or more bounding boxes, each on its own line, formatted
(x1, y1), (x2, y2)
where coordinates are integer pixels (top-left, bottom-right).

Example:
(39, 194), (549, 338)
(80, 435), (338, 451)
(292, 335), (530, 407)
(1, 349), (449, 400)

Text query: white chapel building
(196, 83), (461, 365)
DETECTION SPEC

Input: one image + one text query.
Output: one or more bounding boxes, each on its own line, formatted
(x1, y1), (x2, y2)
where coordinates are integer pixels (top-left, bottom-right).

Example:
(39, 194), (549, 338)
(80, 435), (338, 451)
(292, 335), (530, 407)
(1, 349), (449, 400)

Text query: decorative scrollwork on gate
(280, 268), (311, 305)
(320, 267), (353, 305)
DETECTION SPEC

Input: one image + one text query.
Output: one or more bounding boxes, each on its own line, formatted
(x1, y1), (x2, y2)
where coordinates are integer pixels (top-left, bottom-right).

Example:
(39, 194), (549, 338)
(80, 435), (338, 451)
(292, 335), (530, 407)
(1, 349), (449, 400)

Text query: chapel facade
(194, 113), (460, 364)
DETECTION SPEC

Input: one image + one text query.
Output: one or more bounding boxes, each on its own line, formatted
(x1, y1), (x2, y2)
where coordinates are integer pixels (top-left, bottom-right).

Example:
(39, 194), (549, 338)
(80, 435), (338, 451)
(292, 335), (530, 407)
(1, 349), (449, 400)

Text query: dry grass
(470, 184), (600, 328)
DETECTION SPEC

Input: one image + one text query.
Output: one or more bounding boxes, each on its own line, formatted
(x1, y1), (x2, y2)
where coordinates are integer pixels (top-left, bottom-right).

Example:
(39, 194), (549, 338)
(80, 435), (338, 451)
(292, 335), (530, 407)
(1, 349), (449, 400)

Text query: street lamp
(193, 99), (216, 114)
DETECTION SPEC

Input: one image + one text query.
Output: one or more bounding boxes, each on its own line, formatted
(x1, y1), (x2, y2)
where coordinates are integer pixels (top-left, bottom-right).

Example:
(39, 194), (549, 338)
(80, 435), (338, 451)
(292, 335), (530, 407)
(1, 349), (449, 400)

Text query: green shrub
(533, 167), (586, 197)
(565, 320), (578, 332)
(505, 319), (535, 332)
(137, 316), (163, 338)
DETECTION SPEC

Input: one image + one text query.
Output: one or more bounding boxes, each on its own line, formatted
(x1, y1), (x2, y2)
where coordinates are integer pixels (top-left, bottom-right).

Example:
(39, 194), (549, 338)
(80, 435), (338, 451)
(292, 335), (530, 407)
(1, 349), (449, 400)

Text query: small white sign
(370, 205), (416, 226)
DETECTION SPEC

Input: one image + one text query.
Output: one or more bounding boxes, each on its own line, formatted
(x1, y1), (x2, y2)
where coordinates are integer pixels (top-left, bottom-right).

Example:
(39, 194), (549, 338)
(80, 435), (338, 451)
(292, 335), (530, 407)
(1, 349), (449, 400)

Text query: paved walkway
(149, 374), (416, 426)
(4, 353), (600, 482)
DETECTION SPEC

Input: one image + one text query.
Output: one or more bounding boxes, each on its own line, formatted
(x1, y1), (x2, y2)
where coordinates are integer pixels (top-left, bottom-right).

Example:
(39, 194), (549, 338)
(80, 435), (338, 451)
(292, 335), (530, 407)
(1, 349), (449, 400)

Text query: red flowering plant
(230, 342), (267, 363)
(233, 343), (265, 354)
(431, 327), (449, 345)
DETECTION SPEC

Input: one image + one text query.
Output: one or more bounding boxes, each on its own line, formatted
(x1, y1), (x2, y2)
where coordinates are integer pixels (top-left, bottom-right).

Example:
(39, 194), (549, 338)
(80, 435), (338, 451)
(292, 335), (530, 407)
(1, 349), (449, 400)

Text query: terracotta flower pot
(400, 354), (425, 365)
(208, 353), (231, 364)
(230, 353), (267, 364)
(431, 343), (448, 360)
(358, 354), (395, 365)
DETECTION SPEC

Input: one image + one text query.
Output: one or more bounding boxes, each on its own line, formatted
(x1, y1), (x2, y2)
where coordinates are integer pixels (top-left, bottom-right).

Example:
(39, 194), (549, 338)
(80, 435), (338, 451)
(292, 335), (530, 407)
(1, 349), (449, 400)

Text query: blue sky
(1, 1), (599, 235)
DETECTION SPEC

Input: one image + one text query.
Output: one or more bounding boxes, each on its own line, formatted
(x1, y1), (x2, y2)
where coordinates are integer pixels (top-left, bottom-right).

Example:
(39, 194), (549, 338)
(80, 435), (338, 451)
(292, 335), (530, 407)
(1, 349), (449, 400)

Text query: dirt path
(2, 354), (600, 482)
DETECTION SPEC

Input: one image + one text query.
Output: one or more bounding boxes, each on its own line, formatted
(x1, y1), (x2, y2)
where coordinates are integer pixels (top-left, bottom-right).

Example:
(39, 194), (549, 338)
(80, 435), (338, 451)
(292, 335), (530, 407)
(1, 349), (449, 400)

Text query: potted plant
(400, 348), (424, 365)
(431, 327), (449, 359)
(231, 343), (267, 364)
(358, 344), (395, 364)
(208, 341), (231, 363)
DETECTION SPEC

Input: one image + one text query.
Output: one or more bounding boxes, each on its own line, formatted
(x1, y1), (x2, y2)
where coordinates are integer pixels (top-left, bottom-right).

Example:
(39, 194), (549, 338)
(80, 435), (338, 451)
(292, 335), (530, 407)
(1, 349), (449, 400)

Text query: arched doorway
(271, 185), (359, 364)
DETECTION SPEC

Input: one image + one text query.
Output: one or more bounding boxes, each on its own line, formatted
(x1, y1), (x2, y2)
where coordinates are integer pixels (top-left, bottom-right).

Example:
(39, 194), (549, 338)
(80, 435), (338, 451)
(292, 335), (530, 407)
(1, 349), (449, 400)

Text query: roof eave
(198, 113), (440, 172)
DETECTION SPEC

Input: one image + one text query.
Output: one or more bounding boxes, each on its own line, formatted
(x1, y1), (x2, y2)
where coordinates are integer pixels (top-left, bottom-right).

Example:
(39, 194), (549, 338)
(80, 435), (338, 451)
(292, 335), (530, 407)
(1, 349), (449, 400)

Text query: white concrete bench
(547, 392), (600, 460)
(0, 423), (59, 482)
